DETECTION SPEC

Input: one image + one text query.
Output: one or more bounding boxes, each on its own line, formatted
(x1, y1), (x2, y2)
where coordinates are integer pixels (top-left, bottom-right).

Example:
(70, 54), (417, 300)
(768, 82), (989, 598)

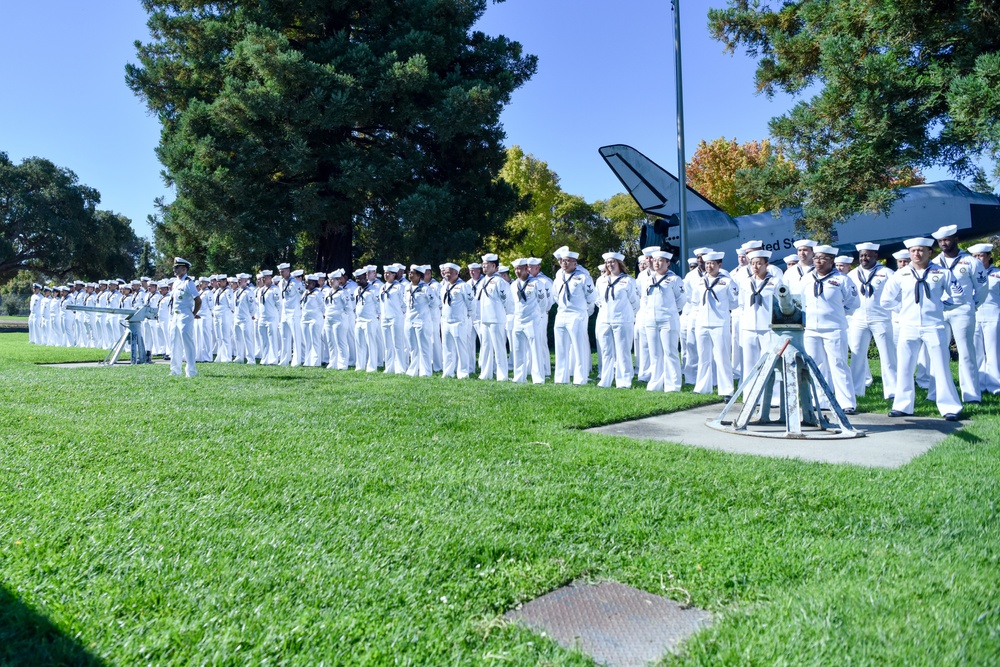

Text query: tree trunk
(315, 222), (353, 273)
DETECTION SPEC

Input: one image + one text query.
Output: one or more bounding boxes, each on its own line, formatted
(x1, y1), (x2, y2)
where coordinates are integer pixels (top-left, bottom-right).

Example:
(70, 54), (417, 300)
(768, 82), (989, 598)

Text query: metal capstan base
(706, 334), (864, 440)
(67, 304), (157, 366)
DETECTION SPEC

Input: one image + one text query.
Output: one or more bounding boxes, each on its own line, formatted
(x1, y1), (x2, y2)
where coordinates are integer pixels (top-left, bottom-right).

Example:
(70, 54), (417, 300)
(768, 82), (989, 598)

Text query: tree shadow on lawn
(0, 585), (104, 666)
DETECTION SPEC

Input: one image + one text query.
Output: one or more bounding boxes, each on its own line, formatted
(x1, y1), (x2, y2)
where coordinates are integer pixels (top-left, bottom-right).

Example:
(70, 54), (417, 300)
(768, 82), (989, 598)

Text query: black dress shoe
(944, 413), (960, 422)
(843, 408), (856, 415)
(888, 410), (911, 418)
(721, 395), (733, 402)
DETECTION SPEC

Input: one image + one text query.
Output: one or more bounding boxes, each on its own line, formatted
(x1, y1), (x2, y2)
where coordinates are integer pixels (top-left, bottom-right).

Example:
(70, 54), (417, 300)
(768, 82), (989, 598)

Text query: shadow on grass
(0, 585), (104, 666)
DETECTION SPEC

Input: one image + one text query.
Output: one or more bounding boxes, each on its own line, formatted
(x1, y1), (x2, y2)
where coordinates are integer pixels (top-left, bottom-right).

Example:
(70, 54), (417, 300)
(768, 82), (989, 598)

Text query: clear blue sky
(0, 0), (952, 242)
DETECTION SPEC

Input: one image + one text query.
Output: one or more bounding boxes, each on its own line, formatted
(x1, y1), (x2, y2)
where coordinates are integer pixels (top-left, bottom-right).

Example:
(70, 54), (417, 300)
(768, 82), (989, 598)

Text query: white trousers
(975, 318), (1000, 393)
(893, 325), (963, 416)
(740, 328), (776, 378)
(278, 317), (301, 365)
(214, 313), (234, 362)
(512, 323), (545, 384)
(731, 311), (743, 379)
(596, 320), (634, 388)
(354, 320), (380, 372)
(553, 313), (590, 385)
(441, 320), (471, 379)
(805, 328), (855, 410)
(233, 318), (254, 362)
(169, 314), (197, 377)
(478, 321), (508, 381)
(300, 319), (323, 366)
(324, 319), (351, 370)
(645, 320), (682, 392)
(849, 319), (896, 399)
(944, 308), (980, 401)
(694, 324), (733, 396)
(405, 317), (434, 377)
(381, 319), (407, 374)
(534, 314), (551, 377)
(257, 319), (279, 364)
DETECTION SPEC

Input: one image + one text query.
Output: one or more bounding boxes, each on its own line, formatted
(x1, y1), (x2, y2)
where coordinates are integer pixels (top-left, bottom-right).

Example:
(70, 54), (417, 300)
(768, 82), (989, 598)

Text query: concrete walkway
(588, 403), (962, 468)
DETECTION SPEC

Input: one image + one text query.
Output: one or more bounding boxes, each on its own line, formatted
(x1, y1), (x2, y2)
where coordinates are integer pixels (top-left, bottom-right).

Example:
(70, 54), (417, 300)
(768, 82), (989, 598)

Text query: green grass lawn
(1, 333), (998, 665)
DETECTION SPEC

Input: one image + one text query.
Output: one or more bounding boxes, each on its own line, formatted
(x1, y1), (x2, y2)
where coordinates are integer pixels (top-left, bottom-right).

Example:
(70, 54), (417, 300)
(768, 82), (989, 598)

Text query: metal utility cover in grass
(505, 581), (711, 667)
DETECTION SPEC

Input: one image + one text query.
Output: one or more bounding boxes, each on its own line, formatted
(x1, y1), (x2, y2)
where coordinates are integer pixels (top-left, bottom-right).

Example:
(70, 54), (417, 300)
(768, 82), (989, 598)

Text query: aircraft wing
(599, 144), (720, 216)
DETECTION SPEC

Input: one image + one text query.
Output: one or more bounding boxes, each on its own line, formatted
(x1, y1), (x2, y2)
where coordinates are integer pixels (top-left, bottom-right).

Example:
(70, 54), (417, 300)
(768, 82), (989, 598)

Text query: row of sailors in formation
(25, 225), (999, 417)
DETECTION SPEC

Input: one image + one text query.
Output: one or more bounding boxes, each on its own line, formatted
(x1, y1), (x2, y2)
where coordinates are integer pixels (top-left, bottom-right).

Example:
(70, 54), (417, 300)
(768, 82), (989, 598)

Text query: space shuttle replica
(600, 144), (1000, 263)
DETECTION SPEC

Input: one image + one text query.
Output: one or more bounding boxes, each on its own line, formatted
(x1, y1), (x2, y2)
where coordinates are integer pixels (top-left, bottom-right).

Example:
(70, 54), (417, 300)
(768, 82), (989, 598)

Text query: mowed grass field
(1, 332), (998, 666)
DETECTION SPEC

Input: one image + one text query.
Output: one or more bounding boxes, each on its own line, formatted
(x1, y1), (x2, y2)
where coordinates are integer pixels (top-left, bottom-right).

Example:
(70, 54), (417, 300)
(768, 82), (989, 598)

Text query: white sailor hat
(365, 265), (377, 272)
(315, 272), (327, 278)
(420, 264), (432, 273)
(116, 279), (126, 285)
(784, 254), (799, 264)
(641, 246), (660, 256)
(736, 248), (747, 256)
(855, 242), (880, 252)
(602, 252), (625, 262)
(527, 257), (541, 266)
(381, 265), (394, 272)
(140, 276), (150, 282)
(793, 239), (817, 249)
(553, 245), (570, 259)
(931, 224), (959, 240)
(276, 262), (291, 271)
(742, 240), (764, 250)
(968, 243), (994, 254)
(32, 283), (42, 289)
(42, 285), (52, 291)
(814, 245), (838, 256)
(158, 280), (170, 288)
(498, 265), (510, 273)
(409, 264), (423, 273)
(261, 269), (273, 276)
(304, 274), (317, 281)
(130, 279), (141, 285)
(168, 277), (177, 284)
(892, 249), (910, 260)
(74, 280), (85, 286)
(440, 262), (460, 271)
(693, 247), (713, 256)
(561, 249), (580, 260)
(467, 262), (482, 269)
(291, 269), (304, 277)
(227, 276), (238, 282)
(352, 268), (367, 277)
(748, 250), (771, 260)
(703, 251), (725, 261)
(904, 237), (935, 248)
(98, 279), (108, 285)
(236, 273), (251, 280)
(687, 257), (699, 265)
(330, 269), (345, 278)
(481, 253), (499, 263)
(173, 257), (191, 267)
(834, 256), (853, 265)
(510, 258), (529, 268)
(652, 250), (673, 260)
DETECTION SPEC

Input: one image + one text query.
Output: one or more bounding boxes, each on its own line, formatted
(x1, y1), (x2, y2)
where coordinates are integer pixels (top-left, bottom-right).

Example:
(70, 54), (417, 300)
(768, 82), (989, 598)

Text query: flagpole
(672, 0), (689, 277)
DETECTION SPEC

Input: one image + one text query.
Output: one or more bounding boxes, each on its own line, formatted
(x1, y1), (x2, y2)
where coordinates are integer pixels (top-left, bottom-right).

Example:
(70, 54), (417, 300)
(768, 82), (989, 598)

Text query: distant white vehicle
(600, 144), (1000, 266)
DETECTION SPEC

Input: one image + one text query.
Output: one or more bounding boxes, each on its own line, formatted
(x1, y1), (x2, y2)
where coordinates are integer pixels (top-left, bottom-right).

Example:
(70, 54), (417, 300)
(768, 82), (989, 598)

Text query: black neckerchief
(605, 274), (625, 301)
(911, 266), (932, 303)
(702, 275), (721, 304)
(301, 287), (316, 305)
(648, 274), (668, 295)
(355, 284), (370, 304)
(750, 276), (771, 307)
(478, 275), (496, 301)
(858, 265), (880, 297)
(813, 271), (834, 297)
(444, 279), (463, 305)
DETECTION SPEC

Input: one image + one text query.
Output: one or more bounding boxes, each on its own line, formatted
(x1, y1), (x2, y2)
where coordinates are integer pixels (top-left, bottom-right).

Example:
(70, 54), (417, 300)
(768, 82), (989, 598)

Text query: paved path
(588, 403), (961, 468)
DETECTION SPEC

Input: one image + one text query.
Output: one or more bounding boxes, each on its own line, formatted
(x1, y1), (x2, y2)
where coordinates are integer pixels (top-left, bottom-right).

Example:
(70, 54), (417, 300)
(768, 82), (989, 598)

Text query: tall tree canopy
(493, 146), (648, 271)
(127, 0), (537, 275)
(0, 152), (141, 283)
(685, 137), (798, 217)
(709, 1), (1000, 236)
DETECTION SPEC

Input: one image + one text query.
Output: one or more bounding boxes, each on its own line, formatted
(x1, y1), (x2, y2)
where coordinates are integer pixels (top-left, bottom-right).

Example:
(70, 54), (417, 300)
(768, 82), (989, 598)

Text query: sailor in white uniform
(847, 243), (896, 400)
(466, 262), (484, 376)
(439, 262), (474, 379)
(168, 257), (202, 377)
(799, 244), (860, 413)
(690, 251), (738, 397)
(737, 250), (782, 373)
(527, 257), (553, 378)
(352, 268), (381, 372)
(595, 251), (640, 388)
(634, 247), (658, 382)
(28, 283), (42, 344)
(881, 237), (964, 420)
(641, 250), (686, 392)
(970, 243), (1000, 394)
(509, 258), (546, 384)
(322, 269), (352, 369)
(932, 224), (987, 402)
(551, 246), (596, 385)
(403, 264), (435, 377)
(477, 253), (511, 381)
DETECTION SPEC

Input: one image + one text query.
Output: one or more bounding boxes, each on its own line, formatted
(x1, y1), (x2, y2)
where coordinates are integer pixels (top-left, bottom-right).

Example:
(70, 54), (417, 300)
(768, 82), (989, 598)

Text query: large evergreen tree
(127, 0), (536, 274)
(709, 1), (1000, 237)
